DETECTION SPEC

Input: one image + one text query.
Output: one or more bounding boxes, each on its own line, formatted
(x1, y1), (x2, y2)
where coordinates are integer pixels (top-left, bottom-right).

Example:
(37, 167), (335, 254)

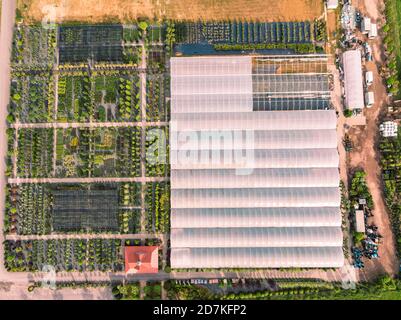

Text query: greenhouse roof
(170, 55), (343, 269)
(343, 50), (364, 110)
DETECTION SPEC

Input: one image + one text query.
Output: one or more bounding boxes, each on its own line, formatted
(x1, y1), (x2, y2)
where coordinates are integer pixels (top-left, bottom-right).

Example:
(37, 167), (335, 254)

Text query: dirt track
(348, 0), (399, 278)
(18, 0), (323, 22)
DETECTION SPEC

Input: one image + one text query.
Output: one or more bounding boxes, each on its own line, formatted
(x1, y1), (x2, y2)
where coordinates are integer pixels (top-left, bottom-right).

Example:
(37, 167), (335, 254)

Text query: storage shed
(355, 210), (366, 233)
(343, 50), (364, 110)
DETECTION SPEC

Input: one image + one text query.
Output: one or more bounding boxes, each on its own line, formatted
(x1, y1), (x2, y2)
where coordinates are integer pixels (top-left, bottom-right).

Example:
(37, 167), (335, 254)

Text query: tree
(378, 275), (397, 291)
(344, 109), (353, 118)
(353, 232), (365, 245)
(138, 21), (148, 32)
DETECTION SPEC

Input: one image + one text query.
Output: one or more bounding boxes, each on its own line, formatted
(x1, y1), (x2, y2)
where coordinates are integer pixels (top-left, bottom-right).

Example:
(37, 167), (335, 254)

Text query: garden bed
(17, 128), (53, 178)
(4, 239), (124, 272)
(145, 182), (170, 233)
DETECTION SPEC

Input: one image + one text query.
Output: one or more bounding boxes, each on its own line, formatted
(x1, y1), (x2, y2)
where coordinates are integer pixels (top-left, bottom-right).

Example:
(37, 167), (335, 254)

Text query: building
(355, 210), (365, 233)
(380, 121), (398, 137)
(125, 246), (158, 274)
(170, 55), (344, 269)
(327, 0), (338, 10)
(343, 50), (364, 110)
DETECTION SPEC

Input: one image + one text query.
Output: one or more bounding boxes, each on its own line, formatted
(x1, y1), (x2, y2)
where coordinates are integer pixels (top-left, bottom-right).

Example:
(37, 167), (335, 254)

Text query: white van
(365, 71), (373, 86)
(369, 24), (378, 39)
(365, 91), (375, 108)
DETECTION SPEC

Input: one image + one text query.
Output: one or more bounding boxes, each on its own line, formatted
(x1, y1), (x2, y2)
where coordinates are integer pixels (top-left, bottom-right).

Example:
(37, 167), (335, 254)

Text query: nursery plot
(17, 128), (53, 178)
(123, 26), (141, 43)
(116, 128), (141, 177)
(10, 74), (55, 123)
(4, 239), (124, 272)
(12, 25), (57, 67)
(175, 21), (312, 45)
(57, 75), (92, 122)
(52, 187), (119, 232)
(59, 25), (123, 63)
(6, 184), (52, 235)
(145, 182), (170, 233)
(146, 126), (169, 177)
(122, 45), (142, 65)
(55, 127), (141, 178)
(114, 75), (141, 122)
(146, 74), (169, 122)
(93, 74), (142, 122)
(146, 24), (166, 43)
(119, 182), (141, 207)
(93, 75), (119, 122)
(55, 128), (89, 177)
(118, 183), (142, 233)
(119, 209), (141, 234)
(147, 45), (167, 73)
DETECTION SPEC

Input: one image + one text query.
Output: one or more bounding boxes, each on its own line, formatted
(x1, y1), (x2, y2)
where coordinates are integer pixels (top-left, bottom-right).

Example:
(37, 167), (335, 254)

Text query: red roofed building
(125, 246), (159, 274)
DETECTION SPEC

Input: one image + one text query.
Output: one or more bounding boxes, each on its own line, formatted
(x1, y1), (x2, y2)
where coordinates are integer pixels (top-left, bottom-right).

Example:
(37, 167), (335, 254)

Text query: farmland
(18, 0), (324, 23)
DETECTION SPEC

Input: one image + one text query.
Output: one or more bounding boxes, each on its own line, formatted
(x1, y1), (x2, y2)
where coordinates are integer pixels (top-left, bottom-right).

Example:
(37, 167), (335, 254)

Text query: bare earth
(18, 0), (323, 22)
(348, 0), (399, 278)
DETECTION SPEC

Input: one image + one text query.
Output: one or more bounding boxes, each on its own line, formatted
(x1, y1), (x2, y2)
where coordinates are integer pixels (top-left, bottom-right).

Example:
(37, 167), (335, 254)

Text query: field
(18, 0), (324, 23)
(4, 183), (142, 235)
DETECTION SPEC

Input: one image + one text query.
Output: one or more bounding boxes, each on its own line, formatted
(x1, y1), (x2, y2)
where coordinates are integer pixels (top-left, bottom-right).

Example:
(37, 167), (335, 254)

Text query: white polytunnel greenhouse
(171, 247), (345, 269)
(171, 149), (340, 170)
(171, 227), (343, 248)
(171, 110), (337, 131)
(169, 55), (344, 269)
(171, 207), (342, 228)
(171, 188), (341, 209)
(171, 168), (340, 189)
(172, 129), (338, 150)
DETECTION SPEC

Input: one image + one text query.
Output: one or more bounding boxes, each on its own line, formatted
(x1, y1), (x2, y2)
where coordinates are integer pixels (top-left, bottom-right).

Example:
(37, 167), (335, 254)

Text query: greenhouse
(171, 247), (345, 268)
(171, 207), (342, 228)
(170, 55), (343, 269)
(171, 227), (343, 248)
(343, 50), (364, 110)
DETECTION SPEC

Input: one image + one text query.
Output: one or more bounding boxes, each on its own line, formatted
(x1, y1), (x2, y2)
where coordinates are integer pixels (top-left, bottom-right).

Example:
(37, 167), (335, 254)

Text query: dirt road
(0, 0), (16, 277)
(348, 0), (399, 277)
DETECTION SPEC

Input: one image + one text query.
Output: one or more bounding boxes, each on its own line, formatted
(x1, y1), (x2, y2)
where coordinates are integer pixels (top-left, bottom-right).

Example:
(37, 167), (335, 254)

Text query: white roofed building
(343, 50), (364, 110)
(327, 0), (339, 10)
